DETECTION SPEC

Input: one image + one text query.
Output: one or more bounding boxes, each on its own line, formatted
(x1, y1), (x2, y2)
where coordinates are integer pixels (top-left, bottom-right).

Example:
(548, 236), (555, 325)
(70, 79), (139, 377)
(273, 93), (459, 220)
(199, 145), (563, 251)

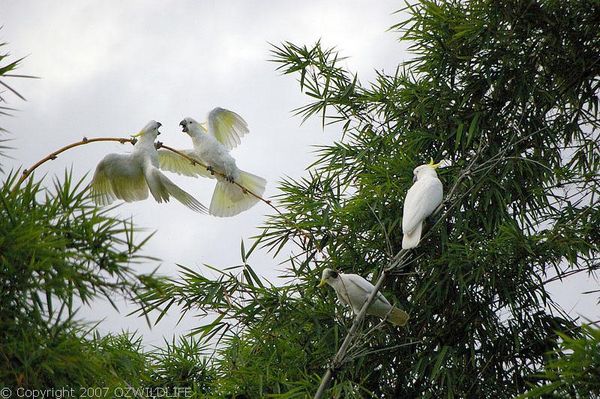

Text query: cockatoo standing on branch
(402, 159), (443, 249)
(90, 120), (207, 213)
(159, 107), (266, 217)
(318, 268), (409, 326)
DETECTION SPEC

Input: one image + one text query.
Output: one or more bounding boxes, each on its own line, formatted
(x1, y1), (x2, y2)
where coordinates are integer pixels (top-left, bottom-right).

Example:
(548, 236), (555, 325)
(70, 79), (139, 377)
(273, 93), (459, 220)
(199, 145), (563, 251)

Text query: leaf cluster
(0, 33), (36, 166)
(0, 171), (160, 389)
(519, 324), (600, 398)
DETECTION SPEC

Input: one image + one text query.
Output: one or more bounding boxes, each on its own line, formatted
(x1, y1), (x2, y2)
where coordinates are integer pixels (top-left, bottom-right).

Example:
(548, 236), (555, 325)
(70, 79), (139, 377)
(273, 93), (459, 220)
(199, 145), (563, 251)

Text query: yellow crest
(429, 158), (442, 169)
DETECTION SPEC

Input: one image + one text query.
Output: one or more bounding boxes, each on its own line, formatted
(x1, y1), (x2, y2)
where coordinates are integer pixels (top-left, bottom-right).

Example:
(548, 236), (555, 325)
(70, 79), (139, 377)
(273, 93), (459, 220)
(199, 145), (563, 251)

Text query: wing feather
(158, 149), (213, 179)
(343, 274), (390, 306)
(402, 177), (443, 234)
(207, 107), (249, 150)
(90, 154), (148, 205)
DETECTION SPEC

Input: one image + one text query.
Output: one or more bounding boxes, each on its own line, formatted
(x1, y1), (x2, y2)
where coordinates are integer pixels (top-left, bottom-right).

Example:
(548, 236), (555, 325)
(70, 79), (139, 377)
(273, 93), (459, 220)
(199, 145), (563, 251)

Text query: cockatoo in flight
(158, 107), (266, 217)
(402, 159), (443, 249)
(318, 268), (409, 326)
(90, 120), (207, 213)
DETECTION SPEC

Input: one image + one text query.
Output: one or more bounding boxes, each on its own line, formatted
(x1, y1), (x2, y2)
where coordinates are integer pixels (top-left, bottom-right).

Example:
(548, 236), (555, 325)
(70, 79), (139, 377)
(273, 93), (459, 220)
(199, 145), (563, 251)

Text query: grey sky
(1, 1), (597, 345)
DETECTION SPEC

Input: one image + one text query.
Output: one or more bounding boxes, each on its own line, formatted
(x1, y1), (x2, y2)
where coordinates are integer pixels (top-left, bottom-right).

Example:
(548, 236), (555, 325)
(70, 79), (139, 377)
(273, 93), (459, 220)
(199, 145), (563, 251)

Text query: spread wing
(402, 177), (443, 234)
(90, 153), (148, 205)
(343, 274), (390, 306)
(158, 149), (214, 179)
(207, 107), (249, 150)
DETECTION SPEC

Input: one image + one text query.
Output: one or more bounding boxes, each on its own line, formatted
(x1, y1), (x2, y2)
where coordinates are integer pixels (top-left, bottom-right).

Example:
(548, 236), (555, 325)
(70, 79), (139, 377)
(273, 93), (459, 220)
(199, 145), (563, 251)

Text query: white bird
(318, 268), (409, 326)
(90, 120), (207, 213)
(158, 107), (266, 217)
(402, 159), (443, 249)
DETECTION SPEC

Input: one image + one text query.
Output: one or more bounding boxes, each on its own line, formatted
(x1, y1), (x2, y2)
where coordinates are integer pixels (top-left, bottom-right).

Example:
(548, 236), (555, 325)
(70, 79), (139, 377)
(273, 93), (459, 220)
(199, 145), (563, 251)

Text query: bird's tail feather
(402, 222), (422, 249)
(388, 307), (409, 326)
(145, 167), (207, 213)
(209, 170), (266, 217)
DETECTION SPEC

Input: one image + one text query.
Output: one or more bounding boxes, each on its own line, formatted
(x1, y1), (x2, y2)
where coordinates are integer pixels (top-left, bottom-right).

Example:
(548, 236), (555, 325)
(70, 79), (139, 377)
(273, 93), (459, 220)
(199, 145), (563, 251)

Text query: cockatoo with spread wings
(158, 107), (266, 217)
(318, 268), (409, 326)
(90, 120), (207, 213)
(402, 159), (443, 249)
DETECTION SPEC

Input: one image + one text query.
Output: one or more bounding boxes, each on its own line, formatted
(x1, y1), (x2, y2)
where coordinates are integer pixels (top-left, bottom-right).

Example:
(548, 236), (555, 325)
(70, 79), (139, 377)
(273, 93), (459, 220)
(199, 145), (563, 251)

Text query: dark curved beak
(180, 120), (188, 133)
(156, 122), (162, 135)
(413, 175), (417, 183)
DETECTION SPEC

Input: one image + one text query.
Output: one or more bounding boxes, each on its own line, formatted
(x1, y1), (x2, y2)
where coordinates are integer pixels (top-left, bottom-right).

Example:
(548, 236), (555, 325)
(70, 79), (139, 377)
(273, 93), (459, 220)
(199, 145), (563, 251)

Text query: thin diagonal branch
(313, 250), (409, 398)
(14, 137), (275, 212)
(313, 139), (491, 398)
(157, 143), (280, 215)
(158, 143), (320, 248)
(14, 136), (136, 190)
(13, 136), (319, 250)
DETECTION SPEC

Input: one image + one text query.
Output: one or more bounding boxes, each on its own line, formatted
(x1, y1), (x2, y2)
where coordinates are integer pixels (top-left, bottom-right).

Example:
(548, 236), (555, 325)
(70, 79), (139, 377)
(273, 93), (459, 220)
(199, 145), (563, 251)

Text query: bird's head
(132, 120), (162, 140)
(318, 268), (339, 288)
(179, 117), (195, 134)
(179, 117), (208, 135)
(412, 158), (442, 182)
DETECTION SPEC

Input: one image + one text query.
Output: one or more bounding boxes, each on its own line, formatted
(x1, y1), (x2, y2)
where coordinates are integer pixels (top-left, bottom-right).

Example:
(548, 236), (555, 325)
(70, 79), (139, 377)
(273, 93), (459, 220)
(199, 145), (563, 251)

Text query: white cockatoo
(318, 268), (409, 326)
(158, 107), (266, 217)
(402, 159), (443, 249)
(90, 120), (207, 213)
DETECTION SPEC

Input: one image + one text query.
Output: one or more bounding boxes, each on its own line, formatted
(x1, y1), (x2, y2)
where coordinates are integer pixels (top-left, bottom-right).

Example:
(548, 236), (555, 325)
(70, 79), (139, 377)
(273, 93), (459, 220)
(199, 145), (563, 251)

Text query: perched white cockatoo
(90, 120), (207, 213)
(158, 107), (266, 217)
(402, 159), (443, 249)
(318, 268), (409, 326)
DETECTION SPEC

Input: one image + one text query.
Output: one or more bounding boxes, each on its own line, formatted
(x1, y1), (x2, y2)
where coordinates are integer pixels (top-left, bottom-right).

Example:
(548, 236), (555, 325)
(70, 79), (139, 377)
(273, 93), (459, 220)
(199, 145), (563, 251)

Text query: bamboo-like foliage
(0, 170), (155, 387)
(0, 37), (31, 125)
(0, 35), (36, 168)
(519, 325), (600, 398)
(141, 1), (599, 397)
(1, 169), (218, 391)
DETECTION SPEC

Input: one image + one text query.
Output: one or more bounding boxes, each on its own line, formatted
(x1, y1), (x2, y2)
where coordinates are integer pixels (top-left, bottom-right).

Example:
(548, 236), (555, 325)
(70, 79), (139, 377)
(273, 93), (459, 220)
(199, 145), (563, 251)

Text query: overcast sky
(1, 1), (597, 346)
